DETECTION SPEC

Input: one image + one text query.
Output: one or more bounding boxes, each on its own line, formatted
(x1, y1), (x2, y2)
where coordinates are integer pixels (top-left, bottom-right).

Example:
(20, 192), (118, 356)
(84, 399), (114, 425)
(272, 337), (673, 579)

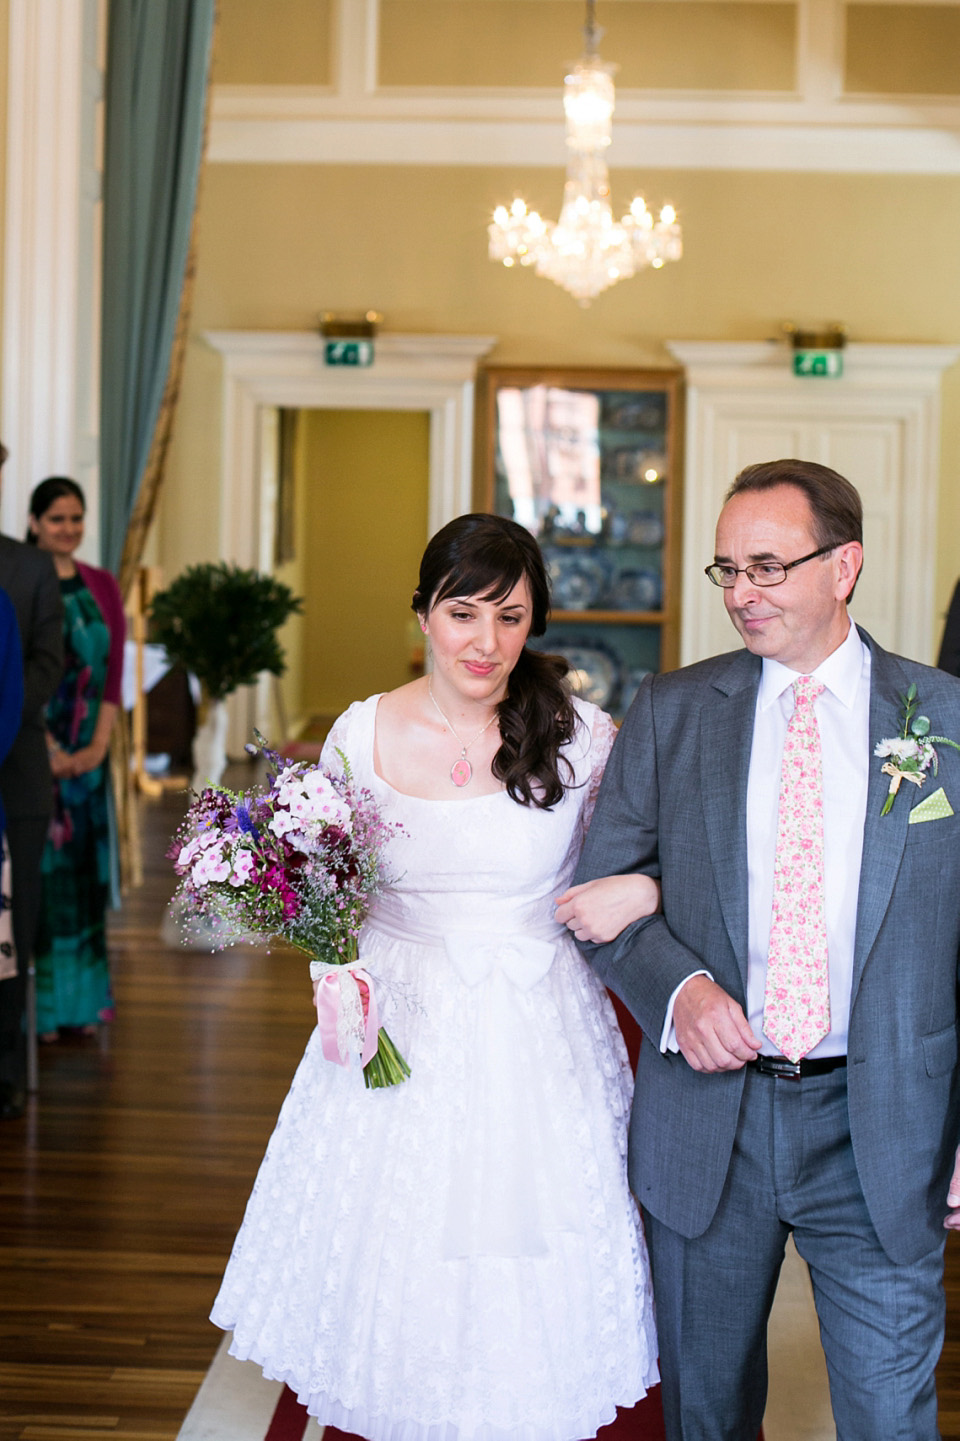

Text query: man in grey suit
(574, 458), (960, 1439)
(0, 504), (63, 1118)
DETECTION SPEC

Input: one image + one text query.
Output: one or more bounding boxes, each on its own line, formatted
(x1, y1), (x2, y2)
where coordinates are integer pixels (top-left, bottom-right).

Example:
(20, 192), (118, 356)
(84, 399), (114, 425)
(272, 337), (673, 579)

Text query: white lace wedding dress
(211, 694), (658, 1441)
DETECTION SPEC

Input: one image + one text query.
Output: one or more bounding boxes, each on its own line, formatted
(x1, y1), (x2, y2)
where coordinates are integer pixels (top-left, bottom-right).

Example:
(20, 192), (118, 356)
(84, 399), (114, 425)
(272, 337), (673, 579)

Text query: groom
(575, 458), (960, 1440)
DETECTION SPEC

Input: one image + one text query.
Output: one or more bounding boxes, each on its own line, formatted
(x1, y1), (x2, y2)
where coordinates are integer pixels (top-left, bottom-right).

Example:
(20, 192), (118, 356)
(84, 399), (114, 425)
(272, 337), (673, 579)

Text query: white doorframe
(202, 330), (497, 750)
(666, 340), (960, 667)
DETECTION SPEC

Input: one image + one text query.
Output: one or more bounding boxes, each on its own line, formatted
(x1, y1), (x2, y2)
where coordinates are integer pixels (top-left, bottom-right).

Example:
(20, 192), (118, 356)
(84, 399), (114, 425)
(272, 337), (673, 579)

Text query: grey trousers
(643, 1065), (946, 1441)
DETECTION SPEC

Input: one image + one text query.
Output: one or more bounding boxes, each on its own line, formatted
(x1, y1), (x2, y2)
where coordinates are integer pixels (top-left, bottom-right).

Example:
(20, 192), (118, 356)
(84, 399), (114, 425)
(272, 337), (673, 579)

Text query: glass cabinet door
(479, 367), (682, 720)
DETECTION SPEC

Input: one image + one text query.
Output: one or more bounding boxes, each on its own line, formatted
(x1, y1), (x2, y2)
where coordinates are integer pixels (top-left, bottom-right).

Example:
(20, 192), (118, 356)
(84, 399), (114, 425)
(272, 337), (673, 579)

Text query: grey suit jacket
(575, 628), (960, 1265)
(0, 535), (63, 820)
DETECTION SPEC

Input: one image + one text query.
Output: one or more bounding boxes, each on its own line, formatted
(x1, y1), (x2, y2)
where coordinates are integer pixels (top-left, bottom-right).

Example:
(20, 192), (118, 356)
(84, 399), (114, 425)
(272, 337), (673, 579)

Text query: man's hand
(944, 1145), (960, 1230)
(673, 974), (761, 1072)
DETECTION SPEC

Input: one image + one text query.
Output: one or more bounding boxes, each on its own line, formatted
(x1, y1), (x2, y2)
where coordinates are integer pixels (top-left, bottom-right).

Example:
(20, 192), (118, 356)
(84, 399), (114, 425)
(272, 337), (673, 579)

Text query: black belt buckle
(752, 1054), (802, 1081)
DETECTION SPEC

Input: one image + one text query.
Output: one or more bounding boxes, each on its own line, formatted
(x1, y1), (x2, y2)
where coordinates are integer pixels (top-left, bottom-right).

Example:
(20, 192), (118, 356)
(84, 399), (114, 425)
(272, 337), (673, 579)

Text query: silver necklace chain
(427, 680), (498, 787)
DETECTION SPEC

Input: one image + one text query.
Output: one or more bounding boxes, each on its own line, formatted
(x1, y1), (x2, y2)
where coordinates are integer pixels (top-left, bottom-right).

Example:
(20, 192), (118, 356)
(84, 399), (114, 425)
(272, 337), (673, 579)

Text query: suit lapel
(700, 650), (760, 993)
(851, 634), (912, 1001)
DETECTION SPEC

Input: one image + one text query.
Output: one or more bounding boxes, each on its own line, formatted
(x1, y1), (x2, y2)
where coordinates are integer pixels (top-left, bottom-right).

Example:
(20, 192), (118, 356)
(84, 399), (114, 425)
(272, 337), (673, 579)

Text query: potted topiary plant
(149, 562), (303, 788)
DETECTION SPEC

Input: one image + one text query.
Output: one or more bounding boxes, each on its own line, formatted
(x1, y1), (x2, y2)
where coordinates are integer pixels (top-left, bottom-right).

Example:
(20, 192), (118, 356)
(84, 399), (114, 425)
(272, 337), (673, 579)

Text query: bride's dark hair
(412, 513), (579, 809)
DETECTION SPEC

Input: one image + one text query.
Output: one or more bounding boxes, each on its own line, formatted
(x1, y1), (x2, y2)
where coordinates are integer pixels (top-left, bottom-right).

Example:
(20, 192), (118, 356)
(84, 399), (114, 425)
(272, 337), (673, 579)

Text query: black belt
(748, 1053), (847, 1081)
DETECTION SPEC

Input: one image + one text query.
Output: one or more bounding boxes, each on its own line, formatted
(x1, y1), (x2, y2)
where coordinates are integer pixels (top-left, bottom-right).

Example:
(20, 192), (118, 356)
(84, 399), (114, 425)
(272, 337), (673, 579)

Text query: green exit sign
(793, 349), (843, 378)
(324, 339), (374, 367)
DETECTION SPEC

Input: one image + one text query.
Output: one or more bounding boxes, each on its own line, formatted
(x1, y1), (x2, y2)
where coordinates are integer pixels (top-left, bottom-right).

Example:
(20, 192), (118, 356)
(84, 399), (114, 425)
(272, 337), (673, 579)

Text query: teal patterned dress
(35, 574), (114, 1032)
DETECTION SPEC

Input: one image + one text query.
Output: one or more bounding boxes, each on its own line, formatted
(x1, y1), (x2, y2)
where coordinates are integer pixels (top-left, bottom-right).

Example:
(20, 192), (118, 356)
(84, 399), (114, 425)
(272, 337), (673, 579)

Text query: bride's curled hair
(412, 513), (579, 809)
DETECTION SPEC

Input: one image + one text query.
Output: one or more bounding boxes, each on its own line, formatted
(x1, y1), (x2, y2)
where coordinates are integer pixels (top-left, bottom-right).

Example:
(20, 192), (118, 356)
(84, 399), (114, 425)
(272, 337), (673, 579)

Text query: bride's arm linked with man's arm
(567, 675), (760, 1072)
(555, 872), (661, 944)
(557, 860), (758, 1070)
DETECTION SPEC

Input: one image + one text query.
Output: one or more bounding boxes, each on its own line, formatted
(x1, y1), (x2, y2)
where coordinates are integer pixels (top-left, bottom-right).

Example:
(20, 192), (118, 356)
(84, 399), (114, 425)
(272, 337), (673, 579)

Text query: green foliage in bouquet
(149, 562), (303, 702)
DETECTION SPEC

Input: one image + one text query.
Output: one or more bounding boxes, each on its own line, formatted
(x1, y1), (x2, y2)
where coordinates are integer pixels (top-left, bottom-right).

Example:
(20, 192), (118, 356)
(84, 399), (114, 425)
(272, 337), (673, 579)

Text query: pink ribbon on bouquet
(310, 958), (380, 1068)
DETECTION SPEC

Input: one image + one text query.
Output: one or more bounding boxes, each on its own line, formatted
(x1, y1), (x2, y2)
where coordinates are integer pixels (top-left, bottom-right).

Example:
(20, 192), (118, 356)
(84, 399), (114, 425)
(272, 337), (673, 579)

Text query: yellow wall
(160, 336), (223, 570)
(213, 0), (333, 85)
(300, 409), (430, 717)
(846, 6), (960, 95)
(211, 0), (960, 96)
(379, 1), (797, 90)
(163, 164), (960, 651)
(158, 1), (960, 678)
(185, 165), (960, 357)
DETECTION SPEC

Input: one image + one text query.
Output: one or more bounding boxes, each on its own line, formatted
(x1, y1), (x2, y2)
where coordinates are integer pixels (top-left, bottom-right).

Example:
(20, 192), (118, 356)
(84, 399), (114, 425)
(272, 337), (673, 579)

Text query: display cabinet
(478, 366), (683, 719)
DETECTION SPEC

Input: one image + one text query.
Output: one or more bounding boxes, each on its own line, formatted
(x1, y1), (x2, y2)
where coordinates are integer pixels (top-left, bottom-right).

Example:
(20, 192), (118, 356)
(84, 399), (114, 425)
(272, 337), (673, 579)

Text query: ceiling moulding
(210, 90), (960, 128)
(208, 90), (960, 174)
(207, 108), (960, 174)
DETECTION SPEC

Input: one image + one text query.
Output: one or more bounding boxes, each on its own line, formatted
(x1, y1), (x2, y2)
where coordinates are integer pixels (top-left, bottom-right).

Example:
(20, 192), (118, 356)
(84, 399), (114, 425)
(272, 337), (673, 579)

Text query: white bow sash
(443, 933), (555, 993)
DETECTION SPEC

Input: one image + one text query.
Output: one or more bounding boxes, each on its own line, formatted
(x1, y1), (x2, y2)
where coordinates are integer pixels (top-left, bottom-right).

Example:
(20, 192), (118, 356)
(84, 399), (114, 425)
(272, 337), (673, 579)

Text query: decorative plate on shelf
(607, 566), (662, 611)
(605, 448), (645, 482)
(626, 511), (665, 547)
(602, 501), (630, 543)
(602, 398), (666, 432)
(547, 638), (621, 710)
(545, 550), (608, 611)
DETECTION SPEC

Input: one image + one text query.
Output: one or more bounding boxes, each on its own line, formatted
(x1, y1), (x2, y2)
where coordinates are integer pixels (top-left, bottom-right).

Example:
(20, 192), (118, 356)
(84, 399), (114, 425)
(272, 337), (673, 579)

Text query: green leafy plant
(149, 562), (303, 703)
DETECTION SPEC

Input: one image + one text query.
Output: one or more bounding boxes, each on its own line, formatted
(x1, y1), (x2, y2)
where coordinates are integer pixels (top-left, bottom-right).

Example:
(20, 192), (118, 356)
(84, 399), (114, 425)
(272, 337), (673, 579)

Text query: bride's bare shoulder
(376, 679), (427, 730)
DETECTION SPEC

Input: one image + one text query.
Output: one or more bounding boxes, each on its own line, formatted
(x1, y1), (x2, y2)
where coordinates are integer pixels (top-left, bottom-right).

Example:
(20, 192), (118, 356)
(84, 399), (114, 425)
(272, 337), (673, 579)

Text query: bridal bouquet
(170, 736), (410, 1088)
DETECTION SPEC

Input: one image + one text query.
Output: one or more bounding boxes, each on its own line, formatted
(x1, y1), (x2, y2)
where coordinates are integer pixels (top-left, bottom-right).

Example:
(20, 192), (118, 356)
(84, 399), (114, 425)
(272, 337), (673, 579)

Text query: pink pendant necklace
(427, 681), (498, 787)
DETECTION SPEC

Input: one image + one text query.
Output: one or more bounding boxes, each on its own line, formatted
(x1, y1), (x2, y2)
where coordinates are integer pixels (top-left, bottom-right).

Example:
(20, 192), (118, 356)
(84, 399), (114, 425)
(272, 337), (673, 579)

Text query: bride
(211, 513), (660, 1441)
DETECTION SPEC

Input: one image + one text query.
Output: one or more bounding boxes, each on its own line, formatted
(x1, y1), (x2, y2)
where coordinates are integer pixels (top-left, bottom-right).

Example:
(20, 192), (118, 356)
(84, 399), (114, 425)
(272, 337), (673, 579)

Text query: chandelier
(488, 0), (682, 307)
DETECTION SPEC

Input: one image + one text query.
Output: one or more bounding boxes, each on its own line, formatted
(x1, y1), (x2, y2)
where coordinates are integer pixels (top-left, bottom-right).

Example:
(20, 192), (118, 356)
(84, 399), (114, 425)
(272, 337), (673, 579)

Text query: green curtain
(99, 0), (216, 576)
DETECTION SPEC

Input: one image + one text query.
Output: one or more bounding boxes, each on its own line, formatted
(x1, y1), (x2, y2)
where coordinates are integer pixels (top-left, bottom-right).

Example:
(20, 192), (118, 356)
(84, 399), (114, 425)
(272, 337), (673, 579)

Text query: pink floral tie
(762, 676), (830, 1063)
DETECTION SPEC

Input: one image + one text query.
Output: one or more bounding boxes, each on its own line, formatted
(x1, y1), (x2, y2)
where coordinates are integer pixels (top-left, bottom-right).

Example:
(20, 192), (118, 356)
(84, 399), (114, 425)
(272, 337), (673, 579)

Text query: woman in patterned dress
(27, 478), (125, 1040)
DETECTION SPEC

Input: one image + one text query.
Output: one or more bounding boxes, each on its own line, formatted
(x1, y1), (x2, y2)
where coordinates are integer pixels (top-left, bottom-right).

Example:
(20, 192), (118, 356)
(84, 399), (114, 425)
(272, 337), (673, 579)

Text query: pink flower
(269, 809), (299, 840)
(194, 846), (231, 885)
(229, 850), (256, 887)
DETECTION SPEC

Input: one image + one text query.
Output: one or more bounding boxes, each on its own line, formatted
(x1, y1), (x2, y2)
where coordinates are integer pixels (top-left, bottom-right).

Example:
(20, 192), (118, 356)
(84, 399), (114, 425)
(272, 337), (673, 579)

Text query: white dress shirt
(661, 620), (870, 1056)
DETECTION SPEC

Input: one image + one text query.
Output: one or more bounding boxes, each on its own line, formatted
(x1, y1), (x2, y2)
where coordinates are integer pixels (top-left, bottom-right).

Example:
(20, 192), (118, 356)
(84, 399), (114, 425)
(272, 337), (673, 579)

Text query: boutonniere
(874, 682), (960, 816)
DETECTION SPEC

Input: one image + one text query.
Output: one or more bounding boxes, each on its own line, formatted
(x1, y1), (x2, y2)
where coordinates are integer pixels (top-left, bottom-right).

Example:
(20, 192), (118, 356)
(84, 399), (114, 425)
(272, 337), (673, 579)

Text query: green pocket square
(909, 787), (954, 823)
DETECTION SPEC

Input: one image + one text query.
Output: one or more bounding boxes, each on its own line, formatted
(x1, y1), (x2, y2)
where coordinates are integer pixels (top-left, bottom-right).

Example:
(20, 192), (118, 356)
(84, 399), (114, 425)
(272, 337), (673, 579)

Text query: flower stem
(363, 1026), (411, 1089)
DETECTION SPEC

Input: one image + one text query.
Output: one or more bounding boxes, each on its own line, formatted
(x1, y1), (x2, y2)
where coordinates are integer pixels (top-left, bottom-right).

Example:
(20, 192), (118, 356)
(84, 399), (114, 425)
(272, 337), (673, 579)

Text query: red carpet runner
(265, 1395), (666, 1441)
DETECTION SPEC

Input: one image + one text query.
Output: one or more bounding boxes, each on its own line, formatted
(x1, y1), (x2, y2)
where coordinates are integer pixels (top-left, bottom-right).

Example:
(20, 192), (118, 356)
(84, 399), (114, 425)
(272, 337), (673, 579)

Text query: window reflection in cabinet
(478, 367), (682, 719)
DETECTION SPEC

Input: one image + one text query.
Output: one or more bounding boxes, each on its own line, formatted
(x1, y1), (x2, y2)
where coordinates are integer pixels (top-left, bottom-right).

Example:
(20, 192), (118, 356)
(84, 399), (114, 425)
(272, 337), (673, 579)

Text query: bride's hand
(555, 874), (661, 943)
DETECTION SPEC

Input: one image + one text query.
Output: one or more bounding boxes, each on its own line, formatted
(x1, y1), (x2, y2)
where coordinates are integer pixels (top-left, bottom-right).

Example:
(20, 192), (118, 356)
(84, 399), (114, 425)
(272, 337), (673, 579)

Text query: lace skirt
(211, 927), (658, 1441)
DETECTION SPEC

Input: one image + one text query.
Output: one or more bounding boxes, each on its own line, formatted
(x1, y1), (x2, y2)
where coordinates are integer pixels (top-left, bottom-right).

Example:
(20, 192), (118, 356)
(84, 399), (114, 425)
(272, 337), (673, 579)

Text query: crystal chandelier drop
(488, 0), (682, 307)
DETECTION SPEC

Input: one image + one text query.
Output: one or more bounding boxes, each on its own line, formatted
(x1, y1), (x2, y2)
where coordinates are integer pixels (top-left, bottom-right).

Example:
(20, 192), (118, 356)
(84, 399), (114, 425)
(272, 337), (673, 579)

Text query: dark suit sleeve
(573, 675), (712, 1039)
(22, 551), (63, 720)
(0, 591), (23, 764)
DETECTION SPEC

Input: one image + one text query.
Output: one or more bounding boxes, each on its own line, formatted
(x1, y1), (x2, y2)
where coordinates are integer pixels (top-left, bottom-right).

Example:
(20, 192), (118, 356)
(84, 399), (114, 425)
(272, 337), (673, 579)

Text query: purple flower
(231, 801), (260, 839)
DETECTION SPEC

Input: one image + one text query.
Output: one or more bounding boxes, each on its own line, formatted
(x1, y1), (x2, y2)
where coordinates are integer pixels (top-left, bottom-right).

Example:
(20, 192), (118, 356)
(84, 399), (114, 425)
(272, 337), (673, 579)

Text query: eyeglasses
(704, 543), (836, 589)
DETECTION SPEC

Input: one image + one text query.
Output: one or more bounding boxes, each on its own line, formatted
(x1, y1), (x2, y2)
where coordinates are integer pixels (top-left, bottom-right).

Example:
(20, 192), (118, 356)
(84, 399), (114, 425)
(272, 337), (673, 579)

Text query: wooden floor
(0, 771), (315, 1441)
(3, 771), (960, 1439)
